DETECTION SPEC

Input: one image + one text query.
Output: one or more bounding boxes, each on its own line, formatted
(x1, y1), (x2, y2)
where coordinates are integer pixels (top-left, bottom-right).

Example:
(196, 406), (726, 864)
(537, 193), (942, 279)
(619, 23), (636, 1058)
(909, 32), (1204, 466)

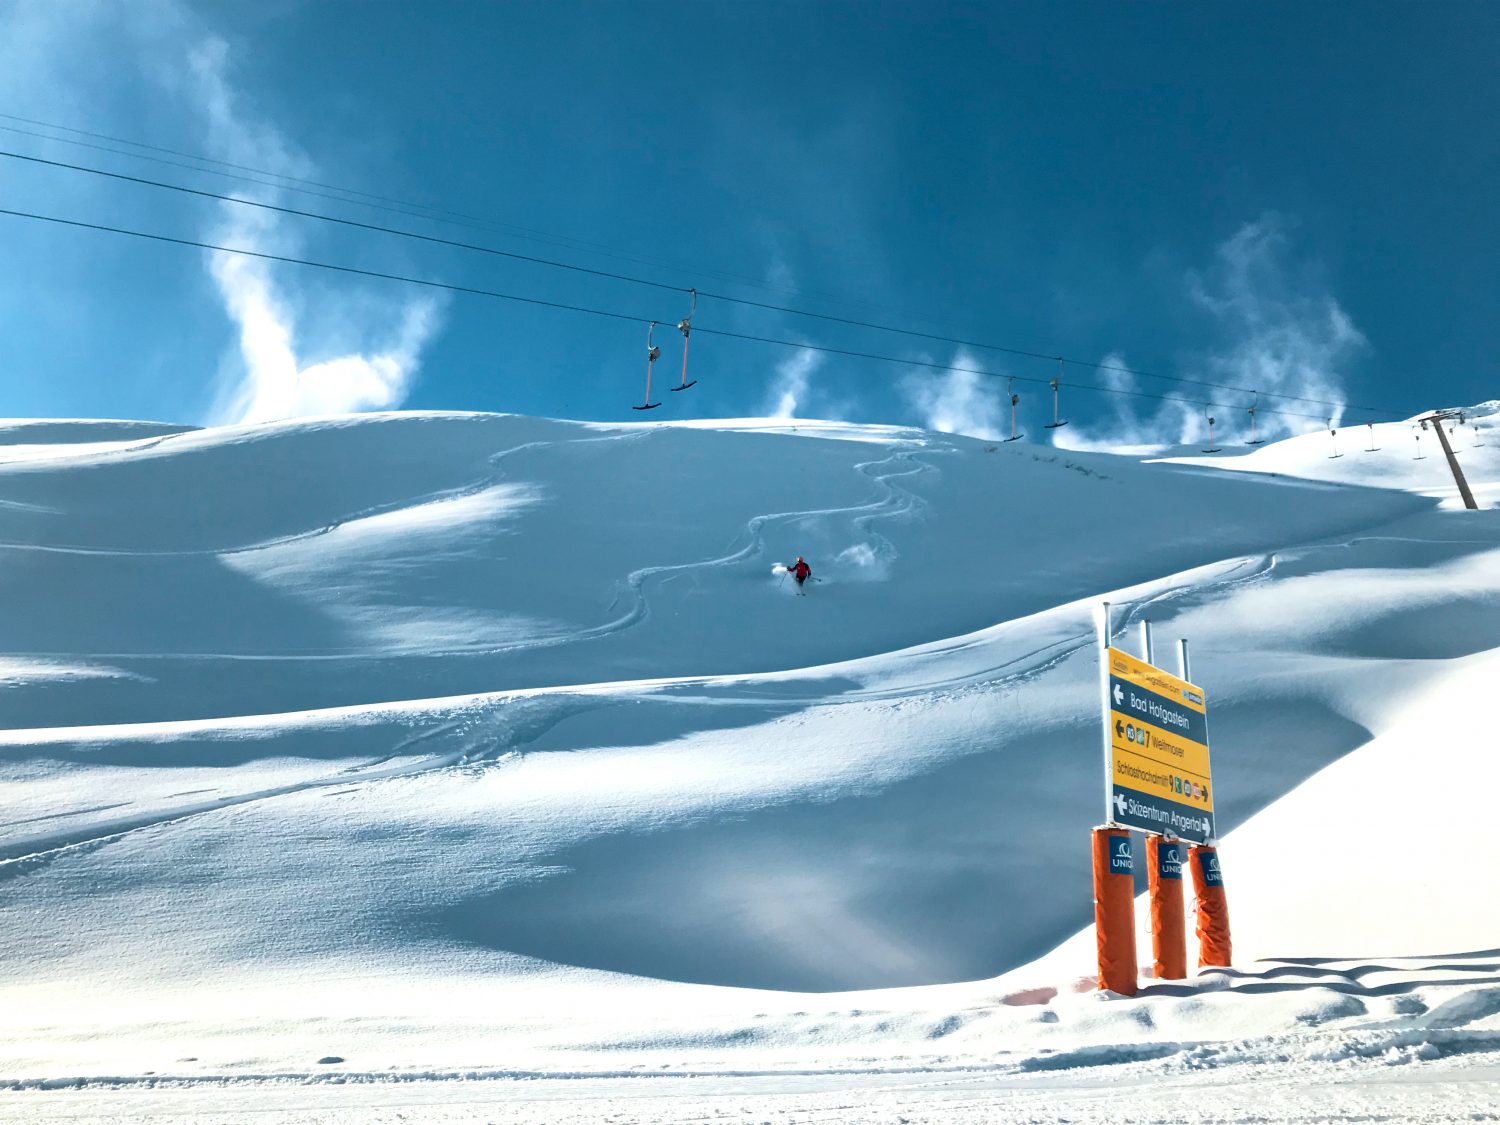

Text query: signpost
(1090, 602), (1229, 992)
(1103, 646), (1215, 845)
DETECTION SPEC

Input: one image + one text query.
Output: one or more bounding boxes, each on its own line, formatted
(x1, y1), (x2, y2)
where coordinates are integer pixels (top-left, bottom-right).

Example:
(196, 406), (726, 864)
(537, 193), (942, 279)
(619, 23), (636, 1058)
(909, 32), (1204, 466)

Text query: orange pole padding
(1092, 826), (1138, 996)
(1146, 836), (1187, 980)
(1189, 844), (1232, 969)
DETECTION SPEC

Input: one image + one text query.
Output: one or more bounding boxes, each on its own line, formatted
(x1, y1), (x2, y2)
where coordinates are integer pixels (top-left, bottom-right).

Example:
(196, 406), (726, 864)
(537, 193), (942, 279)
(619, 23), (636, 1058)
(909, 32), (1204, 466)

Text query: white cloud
(1056, 215), (1366, 452)
(901, 350), (1005, 440)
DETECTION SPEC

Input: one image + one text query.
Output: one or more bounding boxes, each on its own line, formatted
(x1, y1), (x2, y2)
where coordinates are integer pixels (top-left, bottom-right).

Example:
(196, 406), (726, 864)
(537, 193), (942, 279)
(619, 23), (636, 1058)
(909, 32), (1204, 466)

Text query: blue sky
(0, 0), (1495, 443)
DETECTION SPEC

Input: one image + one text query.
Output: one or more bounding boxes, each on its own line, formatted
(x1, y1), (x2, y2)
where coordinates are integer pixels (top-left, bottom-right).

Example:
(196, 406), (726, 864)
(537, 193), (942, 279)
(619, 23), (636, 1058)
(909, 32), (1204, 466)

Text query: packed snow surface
(2, 407), (1499, 1122)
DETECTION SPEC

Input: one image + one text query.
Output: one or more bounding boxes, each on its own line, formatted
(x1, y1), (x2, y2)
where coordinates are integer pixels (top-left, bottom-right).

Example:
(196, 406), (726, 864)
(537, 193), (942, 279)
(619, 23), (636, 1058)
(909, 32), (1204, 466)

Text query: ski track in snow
(0, 437), (928, 663)
(0, 521), (1419, 949)
(599, 447), (930, 645)
(0, 505), (1455, 912)
(0, 547), (1270, 873)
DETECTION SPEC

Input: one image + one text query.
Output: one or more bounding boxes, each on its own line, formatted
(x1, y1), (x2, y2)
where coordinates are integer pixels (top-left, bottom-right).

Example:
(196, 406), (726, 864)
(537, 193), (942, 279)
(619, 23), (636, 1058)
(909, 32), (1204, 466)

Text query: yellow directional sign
(1106, 647), (1215, 842)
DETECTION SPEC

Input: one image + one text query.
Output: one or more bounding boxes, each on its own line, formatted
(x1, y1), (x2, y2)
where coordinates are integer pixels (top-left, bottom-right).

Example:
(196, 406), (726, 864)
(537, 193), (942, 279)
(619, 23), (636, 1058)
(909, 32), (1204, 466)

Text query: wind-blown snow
(2, 408), (1498, 1122)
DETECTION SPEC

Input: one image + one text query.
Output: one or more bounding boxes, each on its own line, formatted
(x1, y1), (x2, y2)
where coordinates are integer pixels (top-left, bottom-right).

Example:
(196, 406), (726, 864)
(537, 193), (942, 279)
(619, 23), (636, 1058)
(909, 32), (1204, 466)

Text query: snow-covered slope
(2, 409), (1499, 1121)
(0, 411), (1428, 728)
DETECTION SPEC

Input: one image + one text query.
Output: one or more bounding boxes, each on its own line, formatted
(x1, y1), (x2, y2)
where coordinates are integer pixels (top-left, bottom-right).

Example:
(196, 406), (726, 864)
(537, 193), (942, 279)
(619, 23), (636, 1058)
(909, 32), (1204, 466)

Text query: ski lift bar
(1044, 359), (1068, 429)
(633, 321), (662, 410)
(1005, 377), (1023, 441)
(1328, 421), (1343, 459)
(1364, 422), (1380, 452)
(669, 288), (697, 392)
(1202, 415), (1220, 453)
(1246, 393), (1265, 445)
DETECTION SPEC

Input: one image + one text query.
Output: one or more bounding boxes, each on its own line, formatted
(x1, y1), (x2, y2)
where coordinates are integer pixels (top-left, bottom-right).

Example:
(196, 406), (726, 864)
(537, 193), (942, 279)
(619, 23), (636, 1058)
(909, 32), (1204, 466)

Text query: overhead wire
(0, 147), (1397, 418)
(0, 112), (890, 313)
(0, 149), (688, 296)
(0, 203), (1389, 427)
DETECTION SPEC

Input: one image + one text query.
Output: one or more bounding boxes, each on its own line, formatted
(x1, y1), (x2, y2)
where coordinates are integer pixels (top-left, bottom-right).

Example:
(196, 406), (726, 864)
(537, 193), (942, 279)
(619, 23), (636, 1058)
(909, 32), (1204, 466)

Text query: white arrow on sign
(1112, 683), (1124, 706)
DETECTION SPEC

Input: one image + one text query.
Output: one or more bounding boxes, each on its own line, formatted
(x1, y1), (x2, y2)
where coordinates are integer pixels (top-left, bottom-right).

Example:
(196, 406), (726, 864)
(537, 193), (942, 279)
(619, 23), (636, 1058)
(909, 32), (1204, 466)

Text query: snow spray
(1092, 826), (1138, 996)
(1146, 836), (1187, 979)
(1189, 844), (1232, 969)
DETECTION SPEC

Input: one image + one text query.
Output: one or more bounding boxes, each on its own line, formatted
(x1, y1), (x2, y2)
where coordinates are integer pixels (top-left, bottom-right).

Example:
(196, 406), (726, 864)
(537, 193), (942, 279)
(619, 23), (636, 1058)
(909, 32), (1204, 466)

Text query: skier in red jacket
(786, 556), (812, 594)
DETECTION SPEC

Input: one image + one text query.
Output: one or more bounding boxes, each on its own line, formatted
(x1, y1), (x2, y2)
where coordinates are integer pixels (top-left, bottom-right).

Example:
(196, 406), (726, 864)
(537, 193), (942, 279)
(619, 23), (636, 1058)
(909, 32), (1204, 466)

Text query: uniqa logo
(1110, 836), (1132, 874)
(1200, 851), (1224, 886)
(1160, 845), (1182, 877)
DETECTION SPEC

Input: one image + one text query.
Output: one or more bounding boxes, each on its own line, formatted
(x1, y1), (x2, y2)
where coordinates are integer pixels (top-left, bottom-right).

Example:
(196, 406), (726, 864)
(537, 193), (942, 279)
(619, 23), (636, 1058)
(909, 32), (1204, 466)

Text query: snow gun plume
(1053, 214), (1364, 453)
(900, 348), (1007, 440)
(186, 35), (443, 424)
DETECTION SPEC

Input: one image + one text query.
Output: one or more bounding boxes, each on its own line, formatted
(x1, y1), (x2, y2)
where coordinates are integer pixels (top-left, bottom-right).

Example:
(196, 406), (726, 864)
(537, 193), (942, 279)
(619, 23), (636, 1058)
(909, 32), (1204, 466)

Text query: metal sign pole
(1177, 638), (1191, 682)
(1097, 601), (1115, 826)
(1140, 618), (1154, 665)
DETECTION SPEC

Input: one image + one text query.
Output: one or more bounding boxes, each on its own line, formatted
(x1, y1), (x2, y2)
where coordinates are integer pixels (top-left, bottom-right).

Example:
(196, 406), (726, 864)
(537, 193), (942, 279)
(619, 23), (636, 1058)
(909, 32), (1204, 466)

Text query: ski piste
(5, 409), (1499, 1122)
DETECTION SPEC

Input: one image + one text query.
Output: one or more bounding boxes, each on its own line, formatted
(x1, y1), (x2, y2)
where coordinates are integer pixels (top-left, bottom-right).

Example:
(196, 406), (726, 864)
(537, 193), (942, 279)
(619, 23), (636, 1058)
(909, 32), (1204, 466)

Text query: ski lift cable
(0, 146), (942, 361)
(0, 202), (1399, 428)
(19, 113), (1399, 354)
(0, 120), (907, 318)
(0, 150), (693, 298)
(0, 204), (649, 322)
(0, 112), (450, 215)
(0, 148), (1398, 418)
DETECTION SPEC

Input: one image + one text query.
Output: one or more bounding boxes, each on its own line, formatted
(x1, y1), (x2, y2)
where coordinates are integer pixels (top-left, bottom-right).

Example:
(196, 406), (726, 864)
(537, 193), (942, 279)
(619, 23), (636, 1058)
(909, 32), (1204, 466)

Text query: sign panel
(1105, 647), (1215, 843)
